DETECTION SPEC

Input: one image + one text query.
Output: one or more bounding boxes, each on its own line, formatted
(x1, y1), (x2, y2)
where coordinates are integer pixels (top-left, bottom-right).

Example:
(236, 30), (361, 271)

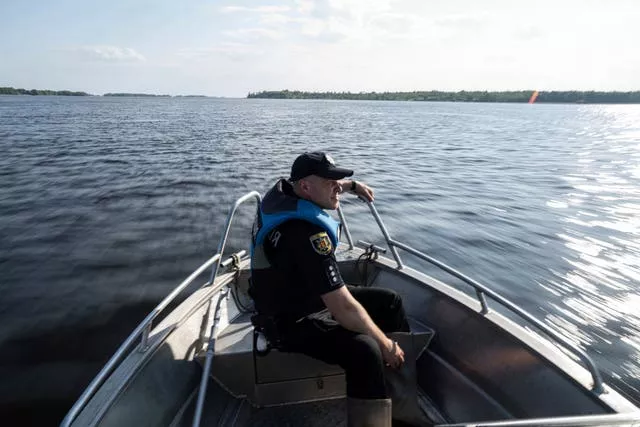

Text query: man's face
(302, 175), (342, 209)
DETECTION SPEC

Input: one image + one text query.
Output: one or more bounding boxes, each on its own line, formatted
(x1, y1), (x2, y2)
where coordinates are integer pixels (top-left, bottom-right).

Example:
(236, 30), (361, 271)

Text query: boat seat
(200, 313), (346, 407)
(254, 342), (345, 382)
(202, 313), (436, 407)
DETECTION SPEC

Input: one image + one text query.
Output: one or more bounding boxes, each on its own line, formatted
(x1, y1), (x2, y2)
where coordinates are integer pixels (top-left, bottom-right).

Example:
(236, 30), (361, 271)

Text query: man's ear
(299, 178), (311, 193)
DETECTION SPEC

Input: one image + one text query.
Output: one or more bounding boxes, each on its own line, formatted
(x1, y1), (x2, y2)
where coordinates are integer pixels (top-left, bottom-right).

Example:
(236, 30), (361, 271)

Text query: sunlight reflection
(542, 105), (640, 387)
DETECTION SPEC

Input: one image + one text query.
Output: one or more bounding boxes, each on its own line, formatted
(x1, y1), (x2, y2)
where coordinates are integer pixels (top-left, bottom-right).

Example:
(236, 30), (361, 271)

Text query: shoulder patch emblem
(309, 232), (332, 255)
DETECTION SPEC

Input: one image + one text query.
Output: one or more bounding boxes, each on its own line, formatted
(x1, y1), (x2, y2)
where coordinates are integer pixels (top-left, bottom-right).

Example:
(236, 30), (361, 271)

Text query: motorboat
(61, 191), (640, 427)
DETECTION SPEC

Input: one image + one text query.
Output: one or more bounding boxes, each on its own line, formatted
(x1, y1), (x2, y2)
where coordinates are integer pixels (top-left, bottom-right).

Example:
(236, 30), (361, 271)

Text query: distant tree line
(0, 87), (214, 97)
(104, 94), (211, 97)
(247, 90), (640, 104)
(0, 87), (90, 96)
(103, 93), (171, 97)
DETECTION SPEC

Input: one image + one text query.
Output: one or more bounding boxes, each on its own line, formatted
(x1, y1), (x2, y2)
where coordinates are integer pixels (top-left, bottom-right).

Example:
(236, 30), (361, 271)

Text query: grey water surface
(1, 96), (639, 425)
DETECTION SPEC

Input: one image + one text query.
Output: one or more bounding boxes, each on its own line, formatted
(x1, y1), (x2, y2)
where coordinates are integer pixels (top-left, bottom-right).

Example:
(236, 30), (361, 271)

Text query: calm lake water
(1, 96), (639, 425)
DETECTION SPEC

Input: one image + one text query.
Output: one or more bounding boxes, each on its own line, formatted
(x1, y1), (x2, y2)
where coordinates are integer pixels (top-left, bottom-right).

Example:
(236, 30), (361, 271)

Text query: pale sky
(1, 0), (639, 97)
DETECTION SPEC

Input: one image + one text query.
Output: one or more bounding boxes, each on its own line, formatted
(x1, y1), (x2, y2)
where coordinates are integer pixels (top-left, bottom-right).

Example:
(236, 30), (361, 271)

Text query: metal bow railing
(337, 201), (605, 394)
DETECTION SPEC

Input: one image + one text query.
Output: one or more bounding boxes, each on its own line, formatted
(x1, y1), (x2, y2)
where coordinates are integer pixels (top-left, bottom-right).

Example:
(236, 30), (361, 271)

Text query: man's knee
(368, 287), (403, 308)
(374, 288), (410, 332)
(372, 288), (405, 317)
(343, 334), (383, 367)
(384, 288), (403, 307)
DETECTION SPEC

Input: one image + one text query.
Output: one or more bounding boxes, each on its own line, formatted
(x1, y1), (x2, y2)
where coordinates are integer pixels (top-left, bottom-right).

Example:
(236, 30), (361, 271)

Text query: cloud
(221, 5), (290, 13)
(223, 28), (284, 40)
(513, 26), (545, 41)
(292, 1), (414, 43)
(369, 13), (415, 35)
(433, 14), (488, 30)
(295, 17), (349, 42)
(218, 0), (409, 45)
(259, 13), (293, 25)
(176, 43), (263, 62)
(178, 43), (252, 56)
(294, 0), (390, 20)
(68, 46), (146, 62)
(295, 0), (315, 15)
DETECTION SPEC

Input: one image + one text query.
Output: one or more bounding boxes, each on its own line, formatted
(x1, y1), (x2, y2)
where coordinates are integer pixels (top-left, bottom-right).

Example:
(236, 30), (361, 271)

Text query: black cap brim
(316, 167), (354, 180)
(289, 151), (355, 181)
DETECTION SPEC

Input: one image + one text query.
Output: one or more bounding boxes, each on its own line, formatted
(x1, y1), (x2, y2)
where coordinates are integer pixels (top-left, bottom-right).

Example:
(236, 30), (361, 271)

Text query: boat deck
(179, 378), (447, 427)
(182, 312), (443, 427)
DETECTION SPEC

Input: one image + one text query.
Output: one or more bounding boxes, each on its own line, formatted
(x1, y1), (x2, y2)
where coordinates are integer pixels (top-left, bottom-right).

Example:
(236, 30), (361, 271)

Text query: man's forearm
(337, 179), (374, 202)
(338, 179), (355, 193)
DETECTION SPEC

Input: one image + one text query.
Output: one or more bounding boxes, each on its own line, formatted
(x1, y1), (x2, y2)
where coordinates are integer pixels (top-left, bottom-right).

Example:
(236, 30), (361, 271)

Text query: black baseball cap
(290, 152), (354, 181)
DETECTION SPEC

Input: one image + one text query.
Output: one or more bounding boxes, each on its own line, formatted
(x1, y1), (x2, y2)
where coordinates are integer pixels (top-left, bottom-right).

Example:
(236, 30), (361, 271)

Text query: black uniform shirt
(263, 186), (345, 318)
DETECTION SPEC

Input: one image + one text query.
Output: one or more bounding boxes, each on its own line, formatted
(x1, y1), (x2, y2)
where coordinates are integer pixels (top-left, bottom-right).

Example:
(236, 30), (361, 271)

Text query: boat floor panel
(230, 397), (434, 427)
(185, 376), (440, 427)
(240, 398), (347, 427)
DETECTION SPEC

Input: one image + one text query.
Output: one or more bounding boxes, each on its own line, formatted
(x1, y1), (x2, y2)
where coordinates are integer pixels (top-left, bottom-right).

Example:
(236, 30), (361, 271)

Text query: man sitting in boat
(250, 152), (410, 426)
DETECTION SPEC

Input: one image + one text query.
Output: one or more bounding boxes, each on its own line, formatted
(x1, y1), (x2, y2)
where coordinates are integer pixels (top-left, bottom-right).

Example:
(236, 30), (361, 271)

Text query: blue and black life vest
(250, 179), (340, 318)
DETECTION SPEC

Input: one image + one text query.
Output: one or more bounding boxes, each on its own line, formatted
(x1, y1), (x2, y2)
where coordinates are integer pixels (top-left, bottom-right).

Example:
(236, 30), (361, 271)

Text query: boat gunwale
(348, 201), (606, 394)
(62, 264), (241, 427)
(363, 251), (638, 414)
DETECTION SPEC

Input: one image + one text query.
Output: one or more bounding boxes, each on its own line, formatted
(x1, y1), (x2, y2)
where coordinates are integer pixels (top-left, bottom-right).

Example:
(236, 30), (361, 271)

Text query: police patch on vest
(309, 232), (332, 255)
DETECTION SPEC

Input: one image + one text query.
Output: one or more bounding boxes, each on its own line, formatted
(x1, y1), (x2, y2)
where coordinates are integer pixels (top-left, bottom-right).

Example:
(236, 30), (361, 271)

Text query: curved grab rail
(363, 201), (605, 394)
(208, 191), (262, 285)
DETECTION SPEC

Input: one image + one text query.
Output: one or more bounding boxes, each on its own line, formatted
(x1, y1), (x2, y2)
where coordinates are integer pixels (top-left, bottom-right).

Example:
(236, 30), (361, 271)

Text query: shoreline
(247, 90), (640, 104)
(3, 88), (640, 104)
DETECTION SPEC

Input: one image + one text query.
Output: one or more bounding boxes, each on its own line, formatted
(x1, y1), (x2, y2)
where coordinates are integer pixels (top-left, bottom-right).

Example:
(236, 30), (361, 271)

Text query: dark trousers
(280, 286), (410, 399)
